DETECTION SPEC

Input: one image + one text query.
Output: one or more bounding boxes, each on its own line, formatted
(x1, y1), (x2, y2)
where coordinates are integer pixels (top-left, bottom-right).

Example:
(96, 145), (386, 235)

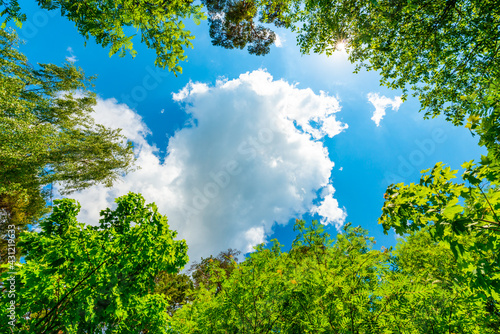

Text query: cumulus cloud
(244, 227), (265, 253)
(172, 82), (209, 101)
(312, 185), (347, 229)
(274, 33), (283, 47)
(367, 93), (403, 126)
(65, 46), (78, 63)
(64, 70), (348, 264)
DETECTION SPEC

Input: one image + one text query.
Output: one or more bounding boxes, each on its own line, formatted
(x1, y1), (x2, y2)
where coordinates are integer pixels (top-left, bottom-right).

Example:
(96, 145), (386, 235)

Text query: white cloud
(65, 46), (78, 63)
(367, 93), (403, 126)
(274, 33), (283, 47)
(312, 185), (347, 229)
(64, 70), (348, 264)
(172, 81), (209, 101)
(244, 227), (265, 252)
(91, 97), (150, 145)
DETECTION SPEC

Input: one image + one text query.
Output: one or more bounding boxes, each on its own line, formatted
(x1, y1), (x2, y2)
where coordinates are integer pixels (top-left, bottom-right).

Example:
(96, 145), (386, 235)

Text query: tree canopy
(0, 28), (135, 261)
(380, 158), (500, 300)
(294, 0), (500, 156)
(201, 0), (295, 56)
(4, 0), (497, 129)
(169, 220), (498, 333)
(1, 0), (206, 74)
(2, 199), (499, 332)
(0, 0), (292, 71)
(1, 1), (499, 332)
(3, 0), (499, 125)
(0, 192), (188, 333)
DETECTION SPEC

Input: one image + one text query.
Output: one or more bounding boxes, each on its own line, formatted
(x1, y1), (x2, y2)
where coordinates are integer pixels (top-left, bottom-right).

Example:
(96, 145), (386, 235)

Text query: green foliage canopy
(0, 28), (135, 261)
(154, 271), (195, 316)
(380, 158), (500, 300)
(296, 0), (500, 122)
(0, 192), (188, 333)
(169, 221), (496, 333)
(202, 0), (295, 55)
(1, 0), (206, 74)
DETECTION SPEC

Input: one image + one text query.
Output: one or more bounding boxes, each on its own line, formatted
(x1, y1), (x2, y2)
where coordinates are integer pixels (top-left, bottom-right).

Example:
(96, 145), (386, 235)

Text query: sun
(335, 40), (347, 52)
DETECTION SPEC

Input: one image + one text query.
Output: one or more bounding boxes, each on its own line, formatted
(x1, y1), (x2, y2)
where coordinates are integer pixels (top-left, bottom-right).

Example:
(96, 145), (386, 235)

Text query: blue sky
(16, 2), (484, 262)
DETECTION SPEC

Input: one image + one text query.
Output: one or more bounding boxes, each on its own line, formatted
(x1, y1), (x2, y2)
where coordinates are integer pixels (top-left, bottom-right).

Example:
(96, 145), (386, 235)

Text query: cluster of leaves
(0, 28), (135, 262)
(380, 157), (500, 300)
(2, 0), (206, 74)
(1, 0), (296, 69)
(0, 0), (23, 28)
(154, 270), (194, 316)
(202, 0), (296, 55)
(169, 220), (497, 333)
(188, 248), (241, 289)
(0, 193), (189, 333)
(296, 0), (500, 121)
(39, 0), (206, 73)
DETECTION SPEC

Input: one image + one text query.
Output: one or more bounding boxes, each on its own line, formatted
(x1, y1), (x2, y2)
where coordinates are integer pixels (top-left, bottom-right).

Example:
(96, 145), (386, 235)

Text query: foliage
(296, 0), (500, 126)
(188, 248), (241, 290)
(4, 0), (499, 127)
(0, 192), (188, 333)
(154, 270), (194, 316)
(170, 220), (495, 333)
(379, 159), (500, 300)
(0, 28), (135, 261)
(1, 0), (295, 69)
(202, 0), (295, 55)
(468, 104), (500, 160)
(1, 1), (498, 332)
(388, 229), (499, 332)
(1, 0), (206, 74)
(0, 0), (23, 28)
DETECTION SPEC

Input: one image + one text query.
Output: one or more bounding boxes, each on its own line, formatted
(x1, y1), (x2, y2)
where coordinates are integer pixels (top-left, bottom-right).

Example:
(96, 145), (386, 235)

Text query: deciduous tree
(0, 192), (188, 333)
(1, 0), (206, 74)
(170, 220), (495, 332)
(379, 159), (500, 300)
(0, 28), (135, 261)
(202, 0), (294, 55)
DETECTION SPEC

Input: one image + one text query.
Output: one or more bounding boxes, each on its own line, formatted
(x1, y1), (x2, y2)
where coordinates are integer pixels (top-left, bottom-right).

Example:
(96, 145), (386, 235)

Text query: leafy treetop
(169, 220), (498, 333)
(1, 0), (206, 74)
(0, 192), (188, 333)
(0, 28), (135, 262)
(379, 158), (500, 300)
